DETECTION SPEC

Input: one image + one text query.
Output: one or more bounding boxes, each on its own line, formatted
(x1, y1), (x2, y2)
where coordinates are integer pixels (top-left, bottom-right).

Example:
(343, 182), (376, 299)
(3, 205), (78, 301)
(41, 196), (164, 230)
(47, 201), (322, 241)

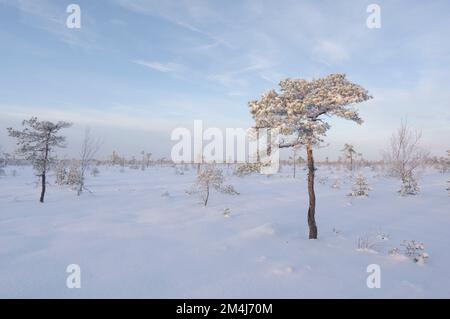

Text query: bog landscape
(0, 1), (449, 298)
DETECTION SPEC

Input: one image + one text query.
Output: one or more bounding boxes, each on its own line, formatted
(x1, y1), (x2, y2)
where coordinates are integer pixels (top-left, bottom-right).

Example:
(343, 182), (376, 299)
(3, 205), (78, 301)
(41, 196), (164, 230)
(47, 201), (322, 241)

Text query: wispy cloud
(132, 60), (184, 73)
(0, 104), (181, 133)
(0, 0), (97, 49)
(206, 54), (277, 89)
(114, 0), (233, 49)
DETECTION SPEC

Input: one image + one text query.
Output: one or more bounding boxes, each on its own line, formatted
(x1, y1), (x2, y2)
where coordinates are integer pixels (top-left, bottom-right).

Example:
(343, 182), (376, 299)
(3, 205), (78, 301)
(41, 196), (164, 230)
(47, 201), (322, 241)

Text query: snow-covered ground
(0, 165), (449, 298)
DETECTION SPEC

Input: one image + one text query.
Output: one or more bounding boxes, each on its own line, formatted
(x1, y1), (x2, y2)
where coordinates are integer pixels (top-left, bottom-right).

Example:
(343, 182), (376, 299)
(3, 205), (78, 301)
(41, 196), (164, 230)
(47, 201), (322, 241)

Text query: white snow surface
(0, 165), (449, 298)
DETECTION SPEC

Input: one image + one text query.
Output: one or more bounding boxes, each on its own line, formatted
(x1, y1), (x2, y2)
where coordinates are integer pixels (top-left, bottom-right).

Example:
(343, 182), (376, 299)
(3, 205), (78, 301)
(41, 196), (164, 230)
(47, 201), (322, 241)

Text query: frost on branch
(234, 162), (261, 177)
(187, 165), (239, 206)
(248, 74), (372, 147)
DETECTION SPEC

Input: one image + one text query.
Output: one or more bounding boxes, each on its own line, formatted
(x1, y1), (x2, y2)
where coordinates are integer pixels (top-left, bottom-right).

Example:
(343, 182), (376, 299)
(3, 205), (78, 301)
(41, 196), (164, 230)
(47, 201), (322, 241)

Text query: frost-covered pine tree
(7, 117), (72, 202)
(188, 165), (239, 206)
(249, 74), (372, 239)
(341, 143), (357, 172)
(348, 172), (372, 197)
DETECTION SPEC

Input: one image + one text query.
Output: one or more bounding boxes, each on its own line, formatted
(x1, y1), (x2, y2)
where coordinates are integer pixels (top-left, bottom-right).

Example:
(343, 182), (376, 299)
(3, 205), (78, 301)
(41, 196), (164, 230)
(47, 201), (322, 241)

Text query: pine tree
(7, 117), (72, 202)
(341, 144), (357, 172)
(249, 74), (372, 239)
(348, 172), (372, 197)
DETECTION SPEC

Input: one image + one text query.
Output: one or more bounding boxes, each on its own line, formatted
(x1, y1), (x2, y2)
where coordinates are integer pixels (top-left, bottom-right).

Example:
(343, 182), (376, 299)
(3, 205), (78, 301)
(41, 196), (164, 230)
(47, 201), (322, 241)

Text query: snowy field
(0, 165), (449, 298)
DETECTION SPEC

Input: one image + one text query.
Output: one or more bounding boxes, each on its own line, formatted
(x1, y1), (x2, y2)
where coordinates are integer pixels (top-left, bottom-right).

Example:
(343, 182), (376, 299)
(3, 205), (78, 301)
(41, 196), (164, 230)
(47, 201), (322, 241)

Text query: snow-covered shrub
(223, 208), (231, 218)
(318, 176), (328, 185)
(55, 161), (68, 185)
(0, 168), (5, 177)
(11, 169), (18, 177)
(174, 166), (185, 175)
(376, 228), (390, 241)
(66, 165), (82, 189)
(331, 179), (341, 189)
(234, 163), (261, 177)
(348, 172), (372, 197)
(188, 165), (239, 206)
(356, 234), (379, 252)
(399, 173), (419, 196)
(55, 161), (83, 191)
(389, 240), (429, 264)
(356, 229), (393, 253)
(388, 248), (401, 256)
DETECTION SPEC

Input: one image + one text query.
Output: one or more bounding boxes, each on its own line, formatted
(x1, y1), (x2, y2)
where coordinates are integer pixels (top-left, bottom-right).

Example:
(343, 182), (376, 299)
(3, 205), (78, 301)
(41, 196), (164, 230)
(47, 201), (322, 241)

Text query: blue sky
(0, 0), (449, 160)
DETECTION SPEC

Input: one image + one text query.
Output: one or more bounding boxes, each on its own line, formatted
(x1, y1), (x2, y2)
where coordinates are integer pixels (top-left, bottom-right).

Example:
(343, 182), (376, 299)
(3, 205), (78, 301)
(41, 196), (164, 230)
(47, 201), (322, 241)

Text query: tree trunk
(306, 145), (317, 239)
(40, 173), (46, 203)
(77, 181), (83, 196)
(293, 150), (296, 178)
(77, 169), (84, 196)
(256, 128), (260, 163)
(204, 185), (210, 206)
(266, 128), (272, 156)
(40, 138), (50, 203)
